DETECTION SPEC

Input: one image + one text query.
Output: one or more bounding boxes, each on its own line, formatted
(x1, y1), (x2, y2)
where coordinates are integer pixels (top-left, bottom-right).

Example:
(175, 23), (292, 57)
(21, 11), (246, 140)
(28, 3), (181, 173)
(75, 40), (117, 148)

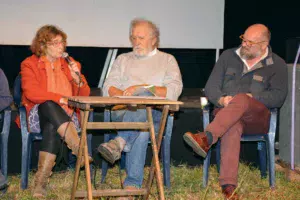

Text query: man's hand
(219, 96), (233, 107)
(223, 96), (233, 107)
(246, 93), (253, 98)
(123, 85), (147, 96)
(108, 86), (124, 96)
(219, 93), (252, 107)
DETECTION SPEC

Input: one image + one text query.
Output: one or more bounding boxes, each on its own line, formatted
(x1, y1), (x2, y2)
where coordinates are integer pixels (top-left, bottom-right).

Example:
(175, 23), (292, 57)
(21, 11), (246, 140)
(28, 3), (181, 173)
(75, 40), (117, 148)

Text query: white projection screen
(0, 0), (224, 49)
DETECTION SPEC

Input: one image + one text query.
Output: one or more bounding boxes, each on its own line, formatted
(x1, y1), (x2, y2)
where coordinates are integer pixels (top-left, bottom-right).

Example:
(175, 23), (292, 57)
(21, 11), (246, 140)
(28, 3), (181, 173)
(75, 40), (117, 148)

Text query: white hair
(130, 18), (160, 47)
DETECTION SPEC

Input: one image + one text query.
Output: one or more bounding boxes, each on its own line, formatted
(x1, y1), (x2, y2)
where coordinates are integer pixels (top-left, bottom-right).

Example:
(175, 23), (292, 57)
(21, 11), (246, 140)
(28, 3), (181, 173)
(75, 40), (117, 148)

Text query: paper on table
(115, 96), (166, 100)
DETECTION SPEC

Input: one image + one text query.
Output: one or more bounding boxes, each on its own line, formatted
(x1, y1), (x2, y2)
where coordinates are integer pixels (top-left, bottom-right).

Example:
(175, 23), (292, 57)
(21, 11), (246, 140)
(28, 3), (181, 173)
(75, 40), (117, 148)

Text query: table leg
(82, 110), (93, 200)
(71, 110), (87, 200)
(145, 106), (165, 200)
(71, 110), (92, 200)
(144, 105), (169, 200)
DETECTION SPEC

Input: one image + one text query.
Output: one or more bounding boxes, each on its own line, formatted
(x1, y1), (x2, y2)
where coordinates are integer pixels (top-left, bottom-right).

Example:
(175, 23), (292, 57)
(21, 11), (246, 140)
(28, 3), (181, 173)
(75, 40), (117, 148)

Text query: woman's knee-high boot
(58, 122), (93, 167)
(32, 151), (56, 198)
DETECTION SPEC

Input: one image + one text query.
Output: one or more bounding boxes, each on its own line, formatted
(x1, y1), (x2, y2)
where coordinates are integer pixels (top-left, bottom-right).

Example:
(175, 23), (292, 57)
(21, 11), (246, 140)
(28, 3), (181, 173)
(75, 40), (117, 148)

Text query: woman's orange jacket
(16, 55), (90, 129)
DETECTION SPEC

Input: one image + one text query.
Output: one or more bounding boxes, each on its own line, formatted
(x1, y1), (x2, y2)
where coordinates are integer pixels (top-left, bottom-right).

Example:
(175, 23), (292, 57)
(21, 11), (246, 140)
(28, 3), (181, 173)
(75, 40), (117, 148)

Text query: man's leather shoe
(183, 132), (210, 157)
(97, 139), (122, 164)
(222, 185), (239, 200)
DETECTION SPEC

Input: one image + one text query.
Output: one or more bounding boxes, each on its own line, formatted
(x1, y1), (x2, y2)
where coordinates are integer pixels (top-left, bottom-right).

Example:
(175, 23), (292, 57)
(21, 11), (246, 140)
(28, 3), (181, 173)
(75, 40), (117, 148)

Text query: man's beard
(133, 46), (153, 57)
(240, 46), (261, 60)
(133, 47), (146, 57)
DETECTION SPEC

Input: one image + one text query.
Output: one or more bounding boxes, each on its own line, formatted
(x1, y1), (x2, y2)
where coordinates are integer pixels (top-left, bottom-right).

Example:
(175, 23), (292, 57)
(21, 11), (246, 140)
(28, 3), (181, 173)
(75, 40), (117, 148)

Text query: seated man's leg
(207, 94), (270, 141)
(219, 121), (243, 199)
(98, 109), (147, 164)
(117, 89), (156, 152)
(119, 109), (147, 152)
(98, 88), (162, 167)
(184, 94), (270, 157)
(184, 94), (270, 199)
(124, 131), (149, 188)
(123, 109), (161, 188)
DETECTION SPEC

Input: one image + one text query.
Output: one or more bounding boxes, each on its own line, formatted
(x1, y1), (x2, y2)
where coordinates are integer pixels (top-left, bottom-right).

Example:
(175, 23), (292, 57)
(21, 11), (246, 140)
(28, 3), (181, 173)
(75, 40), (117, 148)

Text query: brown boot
(65, 130), (93, 167)
(58, 122), (93, 167)
(32, 151), (56, 198)
(183, 132), (210, 157)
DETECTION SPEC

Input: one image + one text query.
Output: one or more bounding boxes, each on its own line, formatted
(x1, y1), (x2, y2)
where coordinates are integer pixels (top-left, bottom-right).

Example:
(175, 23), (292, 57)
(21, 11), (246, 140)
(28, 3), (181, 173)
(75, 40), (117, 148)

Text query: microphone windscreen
(62, 52), (72, 63)
(63, 52), (81, 77)
(62, 52), (68, 58)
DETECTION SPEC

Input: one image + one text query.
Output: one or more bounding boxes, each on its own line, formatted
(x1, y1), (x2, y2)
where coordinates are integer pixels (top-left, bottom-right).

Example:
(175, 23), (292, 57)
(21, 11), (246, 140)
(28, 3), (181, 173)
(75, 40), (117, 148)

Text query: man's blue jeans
(111, 108), (161, 188)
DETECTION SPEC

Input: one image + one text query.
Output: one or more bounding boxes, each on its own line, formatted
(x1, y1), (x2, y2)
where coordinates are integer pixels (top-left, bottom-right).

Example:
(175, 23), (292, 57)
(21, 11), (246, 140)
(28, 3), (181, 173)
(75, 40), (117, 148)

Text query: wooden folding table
(67, 96), (182, 200)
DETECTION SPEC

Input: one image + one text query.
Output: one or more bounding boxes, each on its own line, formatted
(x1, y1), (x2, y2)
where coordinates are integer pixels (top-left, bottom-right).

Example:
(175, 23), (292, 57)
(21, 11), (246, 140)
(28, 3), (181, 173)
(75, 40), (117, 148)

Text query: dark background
(1, 0), (300, 174)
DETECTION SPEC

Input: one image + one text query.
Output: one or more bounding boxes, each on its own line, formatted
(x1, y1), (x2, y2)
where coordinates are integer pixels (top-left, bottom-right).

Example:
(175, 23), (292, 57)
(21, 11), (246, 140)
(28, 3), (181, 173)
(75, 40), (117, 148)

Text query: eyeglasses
(239, 35), (266, 47)
(130, 36), (146, 42)
(47, 40), (66, 47)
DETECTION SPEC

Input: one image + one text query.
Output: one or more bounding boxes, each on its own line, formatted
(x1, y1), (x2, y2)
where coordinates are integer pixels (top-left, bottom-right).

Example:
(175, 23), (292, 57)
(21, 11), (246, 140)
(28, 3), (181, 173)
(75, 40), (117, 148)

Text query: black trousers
(38, 101), (71, 155)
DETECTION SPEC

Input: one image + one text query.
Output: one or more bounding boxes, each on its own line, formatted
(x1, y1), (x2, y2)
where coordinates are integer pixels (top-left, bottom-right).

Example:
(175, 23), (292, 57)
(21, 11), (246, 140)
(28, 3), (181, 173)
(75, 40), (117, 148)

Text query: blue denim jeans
(111, 90), (162, 187)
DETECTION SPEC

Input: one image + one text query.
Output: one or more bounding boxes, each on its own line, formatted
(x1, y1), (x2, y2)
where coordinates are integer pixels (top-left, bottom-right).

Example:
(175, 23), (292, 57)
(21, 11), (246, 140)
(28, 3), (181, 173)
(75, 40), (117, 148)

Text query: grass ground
(1, 162), (300, 200)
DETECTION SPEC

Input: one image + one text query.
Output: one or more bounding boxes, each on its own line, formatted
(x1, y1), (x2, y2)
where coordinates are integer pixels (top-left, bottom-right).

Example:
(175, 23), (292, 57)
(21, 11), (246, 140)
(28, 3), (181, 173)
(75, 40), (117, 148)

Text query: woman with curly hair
(20, 25), (92, 197)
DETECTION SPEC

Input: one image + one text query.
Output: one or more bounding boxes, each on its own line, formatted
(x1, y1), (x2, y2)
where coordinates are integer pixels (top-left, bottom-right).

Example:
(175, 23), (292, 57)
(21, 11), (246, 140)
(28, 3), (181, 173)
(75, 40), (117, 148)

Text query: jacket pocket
(250, 75), (265, 93)
(223, 68), (237, 85)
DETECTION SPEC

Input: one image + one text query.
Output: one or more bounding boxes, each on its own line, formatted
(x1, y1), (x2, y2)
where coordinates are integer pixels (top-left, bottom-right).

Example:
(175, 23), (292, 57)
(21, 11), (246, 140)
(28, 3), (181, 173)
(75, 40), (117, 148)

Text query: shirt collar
(148, 48), (157, 57)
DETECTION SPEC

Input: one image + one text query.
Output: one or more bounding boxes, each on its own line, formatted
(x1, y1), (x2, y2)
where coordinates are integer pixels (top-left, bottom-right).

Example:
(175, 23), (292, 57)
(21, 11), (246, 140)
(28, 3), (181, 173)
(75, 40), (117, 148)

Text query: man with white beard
(98, 18), (182, 199)
(183, 24), (287, 199)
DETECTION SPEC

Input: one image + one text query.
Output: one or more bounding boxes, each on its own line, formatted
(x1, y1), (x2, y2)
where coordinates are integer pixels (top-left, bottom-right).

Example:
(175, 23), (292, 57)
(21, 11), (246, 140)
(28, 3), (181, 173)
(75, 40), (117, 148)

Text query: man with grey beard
(183, 24), (287, 199)
(98, 18), (182, 199)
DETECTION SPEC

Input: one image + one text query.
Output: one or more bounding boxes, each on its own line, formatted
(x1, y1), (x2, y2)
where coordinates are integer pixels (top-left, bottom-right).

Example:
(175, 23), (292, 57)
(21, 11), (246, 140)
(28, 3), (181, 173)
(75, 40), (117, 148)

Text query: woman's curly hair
(30, 25), (67, 57)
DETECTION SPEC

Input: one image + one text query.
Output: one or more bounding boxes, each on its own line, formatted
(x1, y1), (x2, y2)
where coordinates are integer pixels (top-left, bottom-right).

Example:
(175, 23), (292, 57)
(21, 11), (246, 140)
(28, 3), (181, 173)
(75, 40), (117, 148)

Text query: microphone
(62, 52), (80, 77)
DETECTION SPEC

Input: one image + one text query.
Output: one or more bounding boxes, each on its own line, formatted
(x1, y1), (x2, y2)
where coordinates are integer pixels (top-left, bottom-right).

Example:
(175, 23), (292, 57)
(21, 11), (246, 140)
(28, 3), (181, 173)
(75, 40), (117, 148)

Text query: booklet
(115, 96), (166, 100)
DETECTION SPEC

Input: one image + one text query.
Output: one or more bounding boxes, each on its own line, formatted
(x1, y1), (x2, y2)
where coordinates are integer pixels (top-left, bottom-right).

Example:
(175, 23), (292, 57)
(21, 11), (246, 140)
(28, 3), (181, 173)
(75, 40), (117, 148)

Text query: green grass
(1, 163), (300, 199)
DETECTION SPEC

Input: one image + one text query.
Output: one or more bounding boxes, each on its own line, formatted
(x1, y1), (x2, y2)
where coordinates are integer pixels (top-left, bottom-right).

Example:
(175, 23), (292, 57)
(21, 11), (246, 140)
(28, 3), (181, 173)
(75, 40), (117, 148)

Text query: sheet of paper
(115, 96), (166, 100)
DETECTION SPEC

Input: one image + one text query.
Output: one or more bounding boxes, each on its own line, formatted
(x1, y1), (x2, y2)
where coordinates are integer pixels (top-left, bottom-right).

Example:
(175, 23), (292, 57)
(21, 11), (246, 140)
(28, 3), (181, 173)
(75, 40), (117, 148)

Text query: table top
(68, 96), (183, 110)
